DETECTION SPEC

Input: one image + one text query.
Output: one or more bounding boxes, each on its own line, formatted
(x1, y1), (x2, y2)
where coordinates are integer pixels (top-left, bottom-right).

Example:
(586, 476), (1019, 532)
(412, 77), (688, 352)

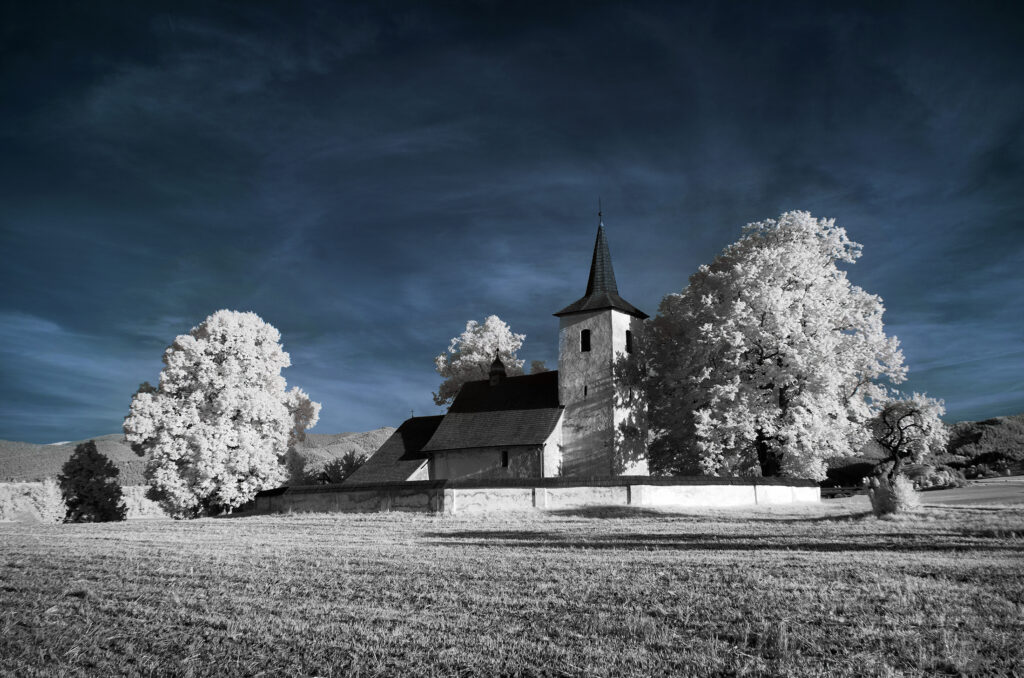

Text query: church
(254, 216), (819, 514)
(346, 218), (650, 485)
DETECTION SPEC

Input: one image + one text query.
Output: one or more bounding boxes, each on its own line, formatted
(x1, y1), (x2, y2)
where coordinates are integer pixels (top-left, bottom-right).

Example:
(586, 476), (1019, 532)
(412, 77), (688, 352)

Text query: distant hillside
(824, 412), (1024, 486)
(941, 413), (1024, 471)
(0, 428), (396, 485)
(288, 428), (397, 484)
(0, 434), (148, 484)
(301, 429), (396, 458)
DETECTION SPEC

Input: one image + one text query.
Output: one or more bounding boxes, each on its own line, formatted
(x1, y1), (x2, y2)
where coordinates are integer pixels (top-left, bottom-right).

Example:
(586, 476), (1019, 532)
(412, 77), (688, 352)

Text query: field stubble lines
(0, 500), (1022, 676)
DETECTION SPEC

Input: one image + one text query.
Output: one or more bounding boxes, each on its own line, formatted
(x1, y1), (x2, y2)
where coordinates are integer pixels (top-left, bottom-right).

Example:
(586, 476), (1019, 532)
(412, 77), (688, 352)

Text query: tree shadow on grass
(545, 506), (669, 519)
(732, 511), (876, 524)
(422, 529), (1024, 553)
(543, 505), (876, 523)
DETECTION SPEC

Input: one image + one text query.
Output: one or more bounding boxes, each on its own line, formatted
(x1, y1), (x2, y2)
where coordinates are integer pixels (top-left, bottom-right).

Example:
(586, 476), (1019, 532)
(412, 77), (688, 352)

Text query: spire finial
(489, 351), (506, 385)
(551, 206), (649, 318)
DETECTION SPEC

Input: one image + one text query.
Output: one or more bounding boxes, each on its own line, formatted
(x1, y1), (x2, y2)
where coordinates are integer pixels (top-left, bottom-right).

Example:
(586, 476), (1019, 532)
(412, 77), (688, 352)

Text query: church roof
(420, 409), (563, 452)
(343, 415), (444, 485)
(345, 372), (562, 483)
(449, 369), (560, 412)
(420, 370), (563, 452)
(554, 222), (648, 319)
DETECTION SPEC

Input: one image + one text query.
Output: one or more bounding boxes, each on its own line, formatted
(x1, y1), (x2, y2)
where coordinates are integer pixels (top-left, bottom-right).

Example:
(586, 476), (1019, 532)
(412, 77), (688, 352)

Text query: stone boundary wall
(251, 476), (820, 515)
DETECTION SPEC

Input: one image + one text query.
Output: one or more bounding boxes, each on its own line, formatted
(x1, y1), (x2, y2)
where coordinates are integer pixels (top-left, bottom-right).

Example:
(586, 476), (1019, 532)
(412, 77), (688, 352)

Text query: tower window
(626, 330), (633, 354)
(584, 385), (588, 398)
(501, 450), (509, 468)
(581, 329), (591, 352)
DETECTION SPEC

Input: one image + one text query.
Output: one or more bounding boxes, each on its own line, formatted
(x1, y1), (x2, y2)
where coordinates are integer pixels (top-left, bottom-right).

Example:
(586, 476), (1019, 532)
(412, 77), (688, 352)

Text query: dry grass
(1, 498), (1022, 677)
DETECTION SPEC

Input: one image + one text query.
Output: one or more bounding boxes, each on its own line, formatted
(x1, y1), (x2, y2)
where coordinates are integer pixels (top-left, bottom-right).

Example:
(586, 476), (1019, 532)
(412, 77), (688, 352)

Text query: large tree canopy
(644, 211), (906, 481)
(433, 315), (525, 407)
(124, 310), (320, 518)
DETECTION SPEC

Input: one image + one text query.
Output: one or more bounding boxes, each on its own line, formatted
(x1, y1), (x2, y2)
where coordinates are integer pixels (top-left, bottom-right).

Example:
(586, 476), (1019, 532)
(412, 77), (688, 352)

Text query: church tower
(554, 214), (649, 476)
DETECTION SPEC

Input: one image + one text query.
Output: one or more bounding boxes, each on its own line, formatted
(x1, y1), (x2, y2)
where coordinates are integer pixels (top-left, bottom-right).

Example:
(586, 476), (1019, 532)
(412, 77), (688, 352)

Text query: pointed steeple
(585, 221), (619, 297)
(554, 211), (648, 319)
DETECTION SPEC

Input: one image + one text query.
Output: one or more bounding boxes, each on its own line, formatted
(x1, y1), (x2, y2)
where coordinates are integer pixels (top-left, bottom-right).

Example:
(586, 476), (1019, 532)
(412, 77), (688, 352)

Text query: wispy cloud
(0, 313), (161, 442)
(1, 2), (1022, 440)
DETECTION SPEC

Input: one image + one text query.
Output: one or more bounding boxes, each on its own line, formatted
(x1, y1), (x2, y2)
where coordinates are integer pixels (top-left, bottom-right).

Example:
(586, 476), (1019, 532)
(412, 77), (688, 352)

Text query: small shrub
(287, 448), (369, 485)
(934, 466), (967, 488)
(58, 441), (127, 522)
(0, 480), (66, 524)
(906, 464), (966, 490)
(120, 485), (167, 518)
(965, 463), (1006, 479)
(330, 450), (369, 483)
(867, 475), (921, 516)
(35, 479), (67, 524)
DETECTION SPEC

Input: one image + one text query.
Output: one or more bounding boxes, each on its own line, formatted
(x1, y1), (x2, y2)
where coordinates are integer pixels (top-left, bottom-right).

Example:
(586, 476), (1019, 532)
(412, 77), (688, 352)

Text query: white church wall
(558, 309), (648, 477)
(611, 311), (649, 475)
(406, 461), (429, 482)
(541, 419), (563, 477)
(252, 479), (820, 515)
(431, 446), (541, 481)
(754, 484), (821, 504)
(792, 486), (821, 503)
(543, 485), (629, 508)
(256, 484), (442, 514)
(451, 487), (535, 512)
(558, 310), (615, 476)
(631, 484), (756, 507)
(451, 482), (819, 511)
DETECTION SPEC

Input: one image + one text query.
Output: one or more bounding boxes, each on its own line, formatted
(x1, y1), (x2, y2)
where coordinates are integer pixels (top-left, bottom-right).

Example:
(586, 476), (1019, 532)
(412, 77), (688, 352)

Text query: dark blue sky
(2, 1), (1022, 443)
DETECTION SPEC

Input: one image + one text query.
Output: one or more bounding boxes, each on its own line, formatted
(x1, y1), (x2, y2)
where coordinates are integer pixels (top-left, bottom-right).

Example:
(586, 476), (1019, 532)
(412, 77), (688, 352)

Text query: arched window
(501, 450), (509, 468)
(581, 329), (591, 352)
(626, 330), (633, 354)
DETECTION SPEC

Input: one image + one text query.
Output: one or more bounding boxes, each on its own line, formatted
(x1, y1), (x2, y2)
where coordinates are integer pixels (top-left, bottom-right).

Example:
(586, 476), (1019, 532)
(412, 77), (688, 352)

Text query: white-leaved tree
(433, 315), (525, 406)
(123, 310), (320, 518)
(866, 393), (948, 515)
(870, 394), (949, 482)
(643, 211), (906, 481)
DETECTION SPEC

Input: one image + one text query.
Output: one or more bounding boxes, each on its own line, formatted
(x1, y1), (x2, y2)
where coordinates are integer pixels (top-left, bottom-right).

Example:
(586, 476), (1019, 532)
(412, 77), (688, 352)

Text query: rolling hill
(0, 428), (396, 485)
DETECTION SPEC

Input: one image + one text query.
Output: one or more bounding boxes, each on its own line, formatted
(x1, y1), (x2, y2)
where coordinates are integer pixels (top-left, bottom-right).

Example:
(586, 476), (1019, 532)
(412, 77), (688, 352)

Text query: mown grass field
(2, 499), (1022, 677)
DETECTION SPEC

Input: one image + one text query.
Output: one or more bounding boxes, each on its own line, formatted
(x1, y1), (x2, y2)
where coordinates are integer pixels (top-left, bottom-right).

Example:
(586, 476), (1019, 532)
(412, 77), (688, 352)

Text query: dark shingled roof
(343, 415), (444, 485)
(449, 370), (560, 412)
(554, 223), (648, 319)
(420, 409), (563, 451)
(420, 371), (563, 452)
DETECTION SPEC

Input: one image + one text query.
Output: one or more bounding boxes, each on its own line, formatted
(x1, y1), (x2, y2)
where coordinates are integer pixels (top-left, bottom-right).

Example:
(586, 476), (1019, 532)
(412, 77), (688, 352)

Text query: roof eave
(553, 299), (649, 319)
(419, 442), (549, 454)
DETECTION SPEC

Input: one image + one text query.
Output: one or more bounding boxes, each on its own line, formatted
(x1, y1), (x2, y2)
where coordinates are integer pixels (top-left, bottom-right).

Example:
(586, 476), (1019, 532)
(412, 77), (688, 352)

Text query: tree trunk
(888, 454), (903, 483)
(755, 382), (790, 477)
(756, 434), (783, 477)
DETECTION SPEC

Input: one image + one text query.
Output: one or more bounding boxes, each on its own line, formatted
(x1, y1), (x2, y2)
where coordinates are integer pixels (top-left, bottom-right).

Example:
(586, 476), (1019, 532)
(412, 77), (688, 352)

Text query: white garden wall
(252, 478), (820, 516)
